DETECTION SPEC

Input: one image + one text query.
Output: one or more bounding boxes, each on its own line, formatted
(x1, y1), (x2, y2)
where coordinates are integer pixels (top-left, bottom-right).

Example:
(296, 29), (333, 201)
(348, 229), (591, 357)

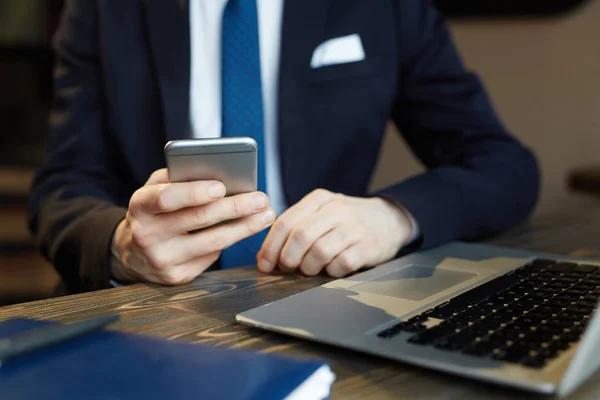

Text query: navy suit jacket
(29, 0), (540, 293)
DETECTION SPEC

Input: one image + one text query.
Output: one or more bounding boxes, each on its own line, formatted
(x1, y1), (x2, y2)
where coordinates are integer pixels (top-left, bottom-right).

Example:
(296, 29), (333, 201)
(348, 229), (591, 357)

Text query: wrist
(110, 219), (136, 283)
(373, 197), (415, 251)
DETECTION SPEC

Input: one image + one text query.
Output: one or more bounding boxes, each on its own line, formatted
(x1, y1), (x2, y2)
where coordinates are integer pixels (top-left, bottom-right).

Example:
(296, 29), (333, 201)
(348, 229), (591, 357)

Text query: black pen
(0, 314), (119, 366)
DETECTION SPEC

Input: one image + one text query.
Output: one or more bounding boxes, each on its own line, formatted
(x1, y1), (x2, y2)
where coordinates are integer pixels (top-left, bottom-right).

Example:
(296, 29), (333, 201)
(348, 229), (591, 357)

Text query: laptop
(236, 242), (600, 397)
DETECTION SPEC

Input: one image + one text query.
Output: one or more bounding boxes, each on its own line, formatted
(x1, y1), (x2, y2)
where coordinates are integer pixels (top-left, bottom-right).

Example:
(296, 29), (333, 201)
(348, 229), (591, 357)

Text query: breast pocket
(308, 60), (379, 85)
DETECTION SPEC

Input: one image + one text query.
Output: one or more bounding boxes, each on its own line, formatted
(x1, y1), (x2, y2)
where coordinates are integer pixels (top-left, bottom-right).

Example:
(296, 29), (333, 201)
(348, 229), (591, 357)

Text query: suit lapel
(143, 0), (191, 141)
(278, 0), (330, 204)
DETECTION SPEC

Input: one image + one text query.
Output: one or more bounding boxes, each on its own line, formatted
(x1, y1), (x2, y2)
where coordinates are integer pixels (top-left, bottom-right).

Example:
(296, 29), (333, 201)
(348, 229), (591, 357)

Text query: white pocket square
(310, 34), (366, 69)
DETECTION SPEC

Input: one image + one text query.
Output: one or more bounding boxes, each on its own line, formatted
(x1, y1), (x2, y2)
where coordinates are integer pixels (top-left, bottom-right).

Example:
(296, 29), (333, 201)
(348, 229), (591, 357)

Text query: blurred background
(0, 0), (598, 306)
(0, 0), (63, 306)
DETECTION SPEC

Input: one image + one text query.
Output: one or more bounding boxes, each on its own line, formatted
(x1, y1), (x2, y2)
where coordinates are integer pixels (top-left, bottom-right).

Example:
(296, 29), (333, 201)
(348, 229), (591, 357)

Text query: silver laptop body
(237, 242), (600, 397)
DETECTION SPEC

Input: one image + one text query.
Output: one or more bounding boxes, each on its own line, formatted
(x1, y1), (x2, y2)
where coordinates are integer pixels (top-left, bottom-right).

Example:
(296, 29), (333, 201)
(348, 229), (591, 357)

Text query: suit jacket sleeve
(376, 0), (540, 250)
(28, 0), (127, 293)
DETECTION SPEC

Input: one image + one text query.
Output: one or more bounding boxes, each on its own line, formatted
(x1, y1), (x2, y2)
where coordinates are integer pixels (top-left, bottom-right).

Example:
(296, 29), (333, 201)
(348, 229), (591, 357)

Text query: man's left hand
(257, 189), (414, 278)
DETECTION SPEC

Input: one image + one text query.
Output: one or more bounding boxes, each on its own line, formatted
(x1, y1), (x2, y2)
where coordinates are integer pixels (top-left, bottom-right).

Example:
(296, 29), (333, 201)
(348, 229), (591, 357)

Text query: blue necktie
(220, 0), (268, 268)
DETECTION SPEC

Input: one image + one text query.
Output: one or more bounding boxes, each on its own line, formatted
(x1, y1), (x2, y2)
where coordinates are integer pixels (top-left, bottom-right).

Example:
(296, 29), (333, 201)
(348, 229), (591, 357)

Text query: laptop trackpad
(349, 265), (476, 301)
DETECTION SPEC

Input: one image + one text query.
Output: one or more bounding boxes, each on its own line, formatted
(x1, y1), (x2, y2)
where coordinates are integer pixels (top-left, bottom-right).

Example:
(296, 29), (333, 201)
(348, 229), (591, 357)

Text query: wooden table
(1, 195), (600, 399)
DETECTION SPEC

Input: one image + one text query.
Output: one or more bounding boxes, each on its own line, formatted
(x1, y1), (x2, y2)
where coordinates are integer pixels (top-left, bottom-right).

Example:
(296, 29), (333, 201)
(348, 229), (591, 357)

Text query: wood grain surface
(1, 195), (599, 399)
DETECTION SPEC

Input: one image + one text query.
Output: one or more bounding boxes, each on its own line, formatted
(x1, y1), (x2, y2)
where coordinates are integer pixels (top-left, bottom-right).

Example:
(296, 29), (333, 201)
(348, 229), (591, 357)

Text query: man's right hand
(110, 168), (275, 285)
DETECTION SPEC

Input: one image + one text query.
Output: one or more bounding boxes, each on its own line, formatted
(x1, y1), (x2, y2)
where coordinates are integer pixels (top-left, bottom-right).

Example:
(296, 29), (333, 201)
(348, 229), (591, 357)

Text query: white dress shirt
(189, 0), (287, 216)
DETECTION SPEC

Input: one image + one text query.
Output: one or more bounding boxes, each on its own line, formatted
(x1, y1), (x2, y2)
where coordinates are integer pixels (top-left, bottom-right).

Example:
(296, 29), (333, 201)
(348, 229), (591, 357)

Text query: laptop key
(572, 264), (599, 274)
(463, 341), (495, 357)
(478, 318), (503, 330)
(526, 331), (556, 345)
(502, 323), (533, 333)
(377, 321), (408, 338)
(535, 304), (562, 314)
(518, 296), (545, 305)
(532, 259), (557, 267)
(462, 346), (489, 357)
(557, 293), (582, 302)
(529, 278), (548, 287)
(561, 315), (585, 324)
(522, 356), (547, 368)
(517, 316), (544, 326)
(515, 280), (537, 289)
(513, 302), (537, 313)
(529, 291), (554, 300)
(538, 287), (563, 295)
(546, 281), (572, 290)
(406, 314), (429, 325)
(447, 313), (469, 323)
(564, 271), (590, 279)
(488, 334), (520, 350)
(469, 325), (493, 337)
(573, 264), (599, 274)
(562, 331), (583, 342)
(408, 314), (429, 323)
(582, 277), (600, 285)
(548, 340), (571, 351)
(544, 299), (572, 309)
(404, 323), (428, 334)
(476, 306), (497, 316)
(429, 302), (454, 319)
(407, 334), (433, 345)
(534, 272), (554, 280)
(547, 263), (577, 273)
(554, 277), (580, 284)
(585, 293), (600, 302)
(525, 260), (555, 273)
(452, 329), (478, 342)
(487, 313), (513, 324)
(508, 340), (535, 353)
(547, 319), (574, 329)
(377, 328), (396, 338)
(417, 323), (457, 341)
(488, 294), (514, 306)
(568, 305), (595, 315)
(566, 289), (591, 296)
(496, 330), (523, 342)
(535, 346), (558, 360)
(572, 319), (587, 328)
(493, 346), (529, 363)
(577, 300), (598, 308)
(537, 324), (567, 335)
(433, 337), (467, 351)
(391, 321), (408, 331)
(527, 311), (553, 320)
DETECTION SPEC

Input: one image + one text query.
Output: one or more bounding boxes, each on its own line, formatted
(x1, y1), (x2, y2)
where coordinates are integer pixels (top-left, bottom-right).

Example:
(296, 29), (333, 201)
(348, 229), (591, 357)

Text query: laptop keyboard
(377, 259), (599, 368)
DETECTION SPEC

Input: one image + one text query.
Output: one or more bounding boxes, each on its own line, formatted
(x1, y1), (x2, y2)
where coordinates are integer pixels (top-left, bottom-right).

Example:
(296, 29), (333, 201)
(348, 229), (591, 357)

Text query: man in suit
(29, 0), (540, 293)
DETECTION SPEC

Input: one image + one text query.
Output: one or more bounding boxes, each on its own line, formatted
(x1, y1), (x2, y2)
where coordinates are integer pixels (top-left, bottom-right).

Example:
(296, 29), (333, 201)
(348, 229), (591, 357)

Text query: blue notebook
(0, 318), (334, 400)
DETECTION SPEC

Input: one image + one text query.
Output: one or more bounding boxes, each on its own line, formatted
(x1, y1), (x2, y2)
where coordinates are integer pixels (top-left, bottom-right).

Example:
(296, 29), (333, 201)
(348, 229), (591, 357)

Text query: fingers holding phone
(157, 189), (270, 237)
(110, 138), (274, 285)
(111, 176), (274, 285)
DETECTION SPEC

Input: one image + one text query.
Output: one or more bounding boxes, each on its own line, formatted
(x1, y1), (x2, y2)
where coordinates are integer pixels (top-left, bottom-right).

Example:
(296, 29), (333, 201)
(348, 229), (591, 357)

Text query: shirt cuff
(109, 248), (127, 287)
(403, 205), (421, 246)
(109, 279), (123, 287)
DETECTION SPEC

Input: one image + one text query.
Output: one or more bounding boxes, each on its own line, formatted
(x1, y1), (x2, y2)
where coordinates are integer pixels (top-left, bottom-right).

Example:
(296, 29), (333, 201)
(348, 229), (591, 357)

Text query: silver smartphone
(164, 137), (258, 195)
